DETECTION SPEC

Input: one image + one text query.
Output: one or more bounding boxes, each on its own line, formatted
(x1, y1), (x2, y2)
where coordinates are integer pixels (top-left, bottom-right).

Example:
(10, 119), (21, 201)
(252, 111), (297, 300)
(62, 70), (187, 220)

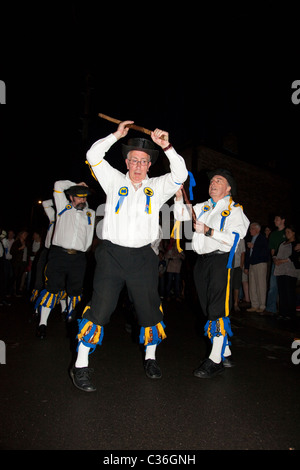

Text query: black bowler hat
(207, 168), (237, 196)
(65, 185), (91, 198)
(122, 138), (159, 164)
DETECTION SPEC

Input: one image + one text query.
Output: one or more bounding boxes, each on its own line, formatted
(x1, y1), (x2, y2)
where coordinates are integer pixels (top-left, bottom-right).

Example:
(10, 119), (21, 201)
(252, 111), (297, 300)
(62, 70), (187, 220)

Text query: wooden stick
(181, 186), (197, 224)
(98, 113), (167, 139)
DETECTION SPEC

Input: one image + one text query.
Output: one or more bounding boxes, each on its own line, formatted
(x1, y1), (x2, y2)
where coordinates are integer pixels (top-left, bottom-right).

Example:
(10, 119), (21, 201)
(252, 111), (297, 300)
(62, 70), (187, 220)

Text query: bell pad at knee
(77, 318), (104, 354)
(35, 289), (60, 310)
(139, 321), (166, 347)
(204, 317), (233, 360)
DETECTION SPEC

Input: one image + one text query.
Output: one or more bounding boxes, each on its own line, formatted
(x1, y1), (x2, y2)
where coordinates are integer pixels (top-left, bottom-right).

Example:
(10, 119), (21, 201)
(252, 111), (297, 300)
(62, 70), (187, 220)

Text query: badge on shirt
(115, 186), (128, 214)
(220, 210), (231, 231)
(86, 211), (92, 225)
(58, 204), (72, 216)
(144, 187), (154, 214)
(197, 204), (210, 220)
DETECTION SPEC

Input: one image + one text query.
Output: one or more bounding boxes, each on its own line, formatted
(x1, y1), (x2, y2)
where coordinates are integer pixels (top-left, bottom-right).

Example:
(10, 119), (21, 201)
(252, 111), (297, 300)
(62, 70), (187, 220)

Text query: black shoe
(36, 324), (47, 339)
(144, 359), (162, 379)
(223, 356), (235, 368)
(70, 367), (96, 392)
(194, 358), (224, 378)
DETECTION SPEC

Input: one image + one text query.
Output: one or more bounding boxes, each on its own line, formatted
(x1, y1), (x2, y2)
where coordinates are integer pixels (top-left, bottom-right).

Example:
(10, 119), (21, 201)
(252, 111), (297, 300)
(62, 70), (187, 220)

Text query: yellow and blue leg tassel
(66, 295), (82, 320)
(204, 317), (233, 360)
(34, 288), (60, 310)
(77, 318), (104, 354)
(59, 290), (67, 301)
(139, 321), (166, 350)
(30, 289), (39, 303)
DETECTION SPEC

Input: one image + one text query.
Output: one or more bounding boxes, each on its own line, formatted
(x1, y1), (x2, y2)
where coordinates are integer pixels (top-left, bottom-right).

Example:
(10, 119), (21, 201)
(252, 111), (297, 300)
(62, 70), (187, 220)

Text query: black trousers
(45, 245), (86, 296)
(277, 275), (297, 318)
(193, 252), (232, 321)
(83, 240), (163, 327)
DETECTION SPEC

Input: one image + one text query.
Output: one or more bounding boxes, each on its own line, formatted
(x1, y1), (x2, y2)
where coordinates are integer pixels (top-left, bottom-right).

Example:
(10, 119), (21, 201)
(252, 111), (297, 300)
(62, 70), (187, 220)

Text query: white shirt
(42, 199), (55, 249)
(2, 237), (14, 260)
(174, 195), (249, 255)
(86, 134), (188, 248)
(52, 180), (95, 252)
(151, 225), (163, 255)
(30, 240), (41, 261)
(233, 238), (245, 268)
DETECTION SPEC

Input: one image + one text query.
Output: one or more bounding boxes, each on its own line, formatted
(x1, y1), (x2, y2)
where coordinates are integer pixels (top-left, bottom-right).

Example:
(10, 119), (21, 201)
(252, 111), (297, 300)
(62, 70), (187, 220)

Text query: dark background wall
(179, 144), (294, 229)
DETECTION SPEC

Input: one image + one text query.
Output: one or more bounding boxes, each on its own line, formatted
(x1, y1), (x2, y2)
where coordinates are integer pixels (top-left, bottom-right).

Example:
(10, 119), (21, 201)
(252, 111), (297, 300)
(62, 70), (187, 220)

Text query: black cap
(65, 185), (91, 197)
(207, 168), (237, 196)
(122, 138), (159, 164)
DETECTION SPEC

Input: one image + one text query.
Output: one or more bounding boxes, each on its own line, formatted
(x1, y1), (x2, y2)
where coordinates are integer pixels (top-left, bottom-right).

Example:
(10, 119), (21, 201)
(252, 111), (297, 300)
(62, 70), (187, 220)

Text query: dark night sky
(1, 3), (300, 233)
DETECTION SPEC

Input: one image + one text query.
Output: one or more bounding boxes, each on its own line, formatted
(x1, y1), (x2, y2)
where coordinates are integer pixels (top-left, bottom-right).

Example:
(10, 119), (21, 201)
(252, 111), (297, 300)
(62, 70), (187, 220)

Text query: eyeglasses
(128, 158), (150, 166)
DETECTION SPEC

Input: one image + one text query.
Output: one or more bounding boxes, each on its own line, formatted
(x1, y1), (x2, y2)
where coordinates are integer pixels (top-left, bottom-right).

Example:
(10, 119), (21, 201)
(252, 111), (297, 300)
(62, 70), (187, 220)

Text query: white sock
(75, 342), (91, 368)
(67, 296), (73, 313)
(39, 306), (51, 326)
(224, 344), (231, 358)
(209, 335), (224, 364)
(60, 299), (67, 313)
(145, 344), (157, 361)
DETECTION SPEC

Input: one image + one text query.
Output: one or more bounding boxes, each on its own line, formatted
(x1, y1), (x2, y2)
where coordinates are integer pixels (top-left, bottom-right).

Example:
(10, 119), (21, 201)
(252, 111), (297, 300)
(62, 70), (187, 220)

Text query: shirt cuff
(87, 133), (118, 166)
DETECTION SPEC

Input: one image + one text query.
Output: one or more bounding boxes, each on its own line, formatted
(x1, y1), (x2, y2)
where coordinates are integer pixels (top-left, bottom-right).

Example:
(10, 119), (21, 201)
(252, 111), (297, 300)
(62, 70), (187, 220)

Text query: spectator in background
(245, 223), (269, 313)
(239, 230), (251, 307)
(10, 230), (29, 296)
(266, 214), (286, 314)
(232, 238), (246, 312)
(294, 241), (300, 313)
(31, 199), (56, 304)
(26, 231), (42, 291)
(164, 238), (185, 302)
(274, 224), (299, 321)
(1, 229), (15, 302)
(262, 225), (273, 293)
(264, 226), (271, 239)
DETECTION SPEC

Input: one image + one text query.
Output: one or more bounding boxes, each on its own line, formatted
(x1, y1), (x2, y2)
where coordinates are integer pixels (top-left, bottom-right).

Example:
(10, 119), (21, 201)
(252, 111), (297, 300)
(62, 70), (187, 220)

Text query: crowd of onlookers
(156, 214), (300, 324)
(237, 215), (300, 321)
(0, 228), (42, 304)
(1, 213), (299, 325)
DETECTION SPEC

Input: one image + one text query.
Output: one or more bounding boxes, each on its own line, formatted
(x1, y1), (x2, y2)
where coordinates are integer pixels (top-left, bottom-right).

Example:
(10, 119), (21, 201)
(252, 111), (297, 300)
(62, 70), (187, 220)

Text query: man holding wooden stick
(71, 119), (188, 392)
(174, 169), (249, 378)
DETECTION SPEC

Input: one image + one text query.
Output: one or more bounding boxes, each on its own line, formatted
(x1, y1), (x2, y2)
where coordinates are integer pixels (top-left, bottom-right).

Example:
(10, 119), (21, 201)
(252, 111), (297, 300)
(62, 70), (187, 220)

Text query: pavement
(0, 292), (300, 453)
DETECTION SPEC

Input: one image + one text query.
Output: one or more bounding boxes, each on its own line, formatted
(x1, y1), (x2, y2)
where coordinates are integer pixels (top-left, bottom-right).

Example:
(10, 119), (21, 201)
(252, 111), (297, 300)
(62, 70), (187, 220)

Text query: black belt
(199, 250), (227, 258)
(52, 245), (83, 255)
(62, 248), (81, 255)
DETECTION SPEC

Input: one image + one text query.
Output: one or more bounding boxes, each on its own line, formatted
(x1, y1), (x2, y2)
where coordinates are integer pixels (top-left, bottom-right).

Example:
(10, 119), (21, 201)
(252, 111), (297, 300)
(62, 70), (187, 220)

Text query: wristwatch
(205, 227), (213, 237)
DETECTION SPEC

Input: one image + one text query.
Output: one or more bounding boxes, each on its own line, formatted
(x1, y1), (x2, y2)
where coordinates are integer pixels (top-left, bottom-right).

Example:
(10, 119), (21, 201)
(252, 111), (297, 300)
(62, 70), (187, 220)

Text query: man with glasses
(71, 120), (188, 392)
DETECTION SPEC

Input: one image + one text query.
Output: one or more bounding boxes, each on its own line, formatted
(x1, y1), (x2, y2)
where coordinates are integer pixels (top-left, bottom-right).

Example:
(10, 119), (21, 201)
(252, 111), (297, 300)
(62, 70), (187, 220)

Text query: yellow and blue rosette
(115, 186), (128, 214)
(144, 187), (154, 214)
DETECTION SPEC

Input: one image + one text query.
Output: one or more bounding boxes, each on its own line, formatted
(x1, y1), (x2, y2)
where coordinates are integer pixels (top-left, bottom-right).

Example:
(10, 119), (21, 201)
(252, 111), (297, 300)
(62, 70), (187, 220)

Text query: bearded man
(36, 181), (95, 339)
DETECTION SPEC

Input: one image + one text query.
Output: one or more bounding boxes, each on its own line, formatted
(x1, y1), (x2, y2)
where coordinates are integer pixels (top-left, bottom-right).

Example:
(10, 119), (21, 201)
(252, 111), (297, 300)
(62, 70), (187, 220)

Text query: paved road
(0, 294), (300, 451)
